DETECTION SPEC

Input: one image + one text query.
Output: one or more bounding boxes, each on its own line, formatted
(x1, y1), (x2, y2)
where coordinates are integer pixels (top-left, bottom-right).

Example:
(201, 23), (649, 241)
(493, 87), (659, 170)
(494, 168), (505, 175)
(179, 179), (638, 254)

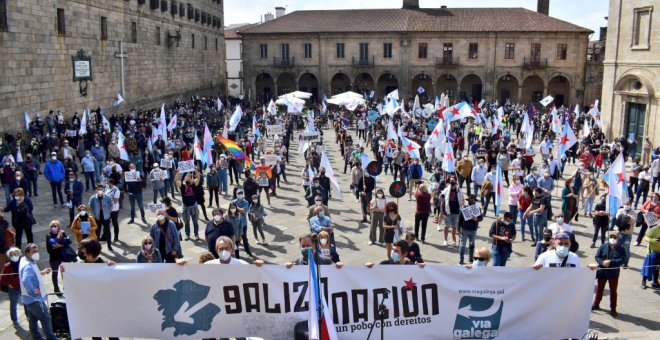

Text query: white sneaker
(436, 225), (441, 231)
(443, 240), (448, 246)
(368, 241), (373, 245)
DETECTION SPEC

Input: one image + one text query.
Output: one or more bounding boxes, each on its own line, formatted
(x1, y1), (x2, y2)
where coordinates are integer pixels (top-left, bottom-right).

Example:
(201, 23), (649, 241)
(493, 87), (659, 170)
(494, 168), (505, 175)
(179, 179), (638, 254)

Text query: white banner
(62, 264), (594, 340)
(301, 132), (321, 143)
(264, 154), (278, 166)
(266, 124), (284, 135)
(160, 158), (173, 169)
(178, 160), (195, 173)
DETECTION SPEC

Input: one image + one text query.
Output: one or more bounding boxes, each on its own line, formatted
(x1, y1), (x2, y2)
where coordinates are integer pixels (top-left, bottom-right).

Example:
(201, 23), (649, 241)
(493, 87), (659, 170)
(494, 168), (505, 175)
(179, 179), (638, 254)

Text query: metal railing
(523, 57), (547, 68)
(273, 57), (295, 67)
(435, 56), (459, 67)
(352, 56), (375, 66)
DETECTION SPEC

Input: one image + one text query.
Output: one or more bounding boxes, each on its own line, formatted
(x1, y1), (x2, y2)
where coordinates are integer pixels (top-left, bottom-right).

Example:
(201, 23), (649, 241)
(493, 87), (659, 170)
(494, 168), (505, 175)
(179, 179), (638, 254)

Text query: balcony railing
(436, 56), (459, 67)
(273, 57), (295, 67)
(352, 56), (375, 66)
(523, 57), (547, 68)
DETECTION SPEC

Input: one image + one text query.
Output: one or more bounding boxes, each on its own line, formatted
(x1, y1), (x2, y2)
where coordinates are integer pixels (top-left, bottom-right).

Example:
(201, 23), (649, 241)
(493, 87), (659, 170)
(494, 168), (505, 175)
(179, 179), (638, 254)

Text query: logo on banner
(153, 280), (221, 336)
(453, 296), (503, 339)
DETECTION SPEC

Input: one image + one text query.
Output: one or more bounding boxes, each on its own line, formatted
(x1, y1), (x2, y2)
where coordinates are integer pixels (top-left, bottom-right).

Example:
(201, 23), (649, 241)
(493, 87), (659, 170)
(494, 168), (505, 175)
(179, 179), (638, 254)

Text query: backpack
(615, 214), (631, 231)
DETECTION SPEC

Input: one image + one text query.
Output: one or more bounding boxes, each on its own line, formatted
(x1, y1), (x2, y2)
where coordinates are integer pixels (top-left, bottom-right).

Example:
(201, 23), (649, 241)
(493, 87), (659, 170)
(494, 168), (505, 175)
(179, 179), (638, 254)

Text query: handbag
(60, 245), (78, 262)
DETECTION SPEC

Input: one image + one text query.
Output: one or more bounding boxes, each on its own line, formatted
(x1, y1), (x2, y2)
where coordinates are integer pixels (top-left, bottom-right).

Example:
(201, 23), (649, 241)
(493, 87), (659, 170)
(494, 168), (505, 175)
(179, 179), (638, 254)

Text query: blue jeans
(459, 229), (476, 263)
(519, 211), (534, 241)
(8, 287), (20, 324)
(152, 187), (166, 204)
(3, 183), (12, 204)
(83, 171), (95, 191)
(183, 204), (199, 237)
(533, 212), (548, 242)
(634, 186), (649, 209)
(492, 244), (512, 267)
(509, 205), (518, 225)
(25, 300), (58, 340)
(128, 192), (145, 220)
(94, 160), (104, 181)
(620, 233), (632, 266)
(218, 169), (228, 193)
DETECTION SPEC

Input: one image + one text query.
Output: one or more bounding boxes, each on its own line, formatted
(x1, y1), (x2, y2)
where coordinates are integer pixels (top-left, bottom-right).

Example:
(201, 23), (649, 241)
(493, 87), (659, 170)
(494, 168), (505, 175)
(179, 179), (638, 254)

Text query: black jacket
(595, 243), (626, 279)
(204, 220), (235, 258)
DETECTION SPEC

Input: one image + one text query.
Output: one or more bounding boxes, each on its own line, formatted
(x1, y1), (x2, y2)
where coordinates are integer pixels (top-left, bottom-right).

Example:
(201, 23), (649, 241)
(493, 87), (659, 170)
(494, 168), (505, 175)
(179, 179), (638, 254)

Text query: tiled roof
(240, 7), (592, 34)
(224, 23), (260, 39)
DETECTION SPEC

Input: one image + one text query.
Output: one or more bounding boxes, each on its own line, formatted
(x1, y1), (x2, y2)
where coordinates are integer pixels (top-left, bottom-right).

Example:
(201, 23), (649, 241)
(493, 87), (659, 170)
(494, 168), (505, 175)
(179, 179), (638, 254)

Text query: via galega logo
(452, 296), (503, 339)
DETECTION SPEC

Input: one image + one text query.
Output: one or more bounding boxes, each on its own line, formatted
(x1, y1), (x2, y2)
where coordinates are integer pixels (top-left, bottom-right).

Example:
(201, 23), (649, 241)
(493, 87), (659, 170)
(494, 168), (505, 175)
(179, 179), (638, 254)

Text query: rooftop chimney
(402, 0), (419, 9)
(275, 7), (286, 18)
(264, 12), (274, 22)
(537, 0), (549, 15)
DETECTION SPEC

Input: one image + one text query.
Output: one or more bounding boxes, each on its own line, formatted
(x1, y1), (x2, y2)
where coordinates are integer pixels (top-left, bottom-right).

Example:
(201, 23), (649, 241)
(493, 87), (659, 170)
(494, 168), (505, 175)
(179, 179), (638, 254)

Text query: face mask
(31, 252), (40, 261)
(185, 181), (191, 185)
(51, 156), (57, 160)
(78, 252), (85, 261)
(13, 196), (20, 201)
(377, 193), (384, 198)
(50, 227), (58, 233)
(390, 251), (400, 262)
(69, 178), (75, 182)
(252, 199), (258, 203)
(609, 238), (618, 245)
(144, 243), (152, 250)
(300, 247), (312, 257)
(237, 194), (244, 200)
(315, 200), (322, 206)
(219, 250), (231, 261)
(515, 180), (521, 184)
(555, 245), (569, 258)
(319, 238), (328, 246)
(9, 255), (19, 263)
(79, 211), (87, 216)
(230, 208), (237, 213)
(15, 176), (21, 180)
(157, 215), (165, 221)
(472, 259), (486, 267)
(623, 205), (631, 211)
(213, 215), (222, 222)
(97, 190), (104, 196)
(543, 235), (552, 242)
(318, 211), (325, 218)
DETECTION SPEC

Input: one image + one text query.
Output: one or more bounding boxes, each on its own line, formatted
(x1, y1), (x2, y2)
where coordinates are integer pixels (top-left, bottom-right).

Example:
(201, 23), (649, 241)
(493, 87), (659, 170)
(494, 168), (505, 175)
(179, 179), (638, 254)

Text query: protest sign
(65, 129), (78, 137)
(178, 160), (195, 173)
(461, 205), (482, 220)
(301, 132), (321, 143)
(389, 181), (407, 198)
(264, 154), (278, 166)
(124, 171), (141, 182)
(643, 212), (658, 227)
(147, 203), (164, 214)
(366, 161), (382, 177)
(160, 158), (173, 169)
(63, 264), (595, 340)
(256, 177), (269, 187)
(266, 124), (284, 135)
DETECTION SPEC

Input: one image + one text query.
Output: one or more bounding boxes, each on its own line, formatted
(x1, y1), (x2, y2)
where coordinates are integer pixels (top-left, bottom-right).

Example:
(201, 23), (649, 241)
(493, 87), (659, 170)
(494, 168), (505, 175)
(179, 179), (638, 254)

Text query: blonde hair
(198, 251), (215, 264)
(475, 246), (492, 262)
(5, 247), (20, 257)
(141, 235), (154, 249)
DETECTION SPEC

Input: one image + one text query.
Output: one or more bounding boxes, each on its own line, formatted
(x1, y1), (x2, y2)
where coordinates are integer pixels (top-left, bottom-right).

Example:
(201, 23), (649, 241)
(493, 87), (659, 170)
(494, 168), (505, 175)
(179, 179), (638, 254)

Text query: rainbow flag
(216, 135), (256, 170)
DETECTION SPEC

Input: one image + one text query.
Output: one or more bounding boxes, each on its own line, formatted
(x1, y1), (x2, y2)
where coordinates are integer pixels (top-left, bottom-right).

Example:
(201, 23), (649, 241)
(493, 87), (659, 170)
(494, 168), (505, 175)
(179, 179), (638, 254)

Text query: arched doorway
(459, 74), (483, 103)
(496, 74), (519, 105)
(547, 75), (571, 107)
(436, 74), (458, 103)
(377, 73), (398, 99)
(411, 73), (433, 102)
(521, 75), (545, 104)
(330, 73), (351, 95)
(276, 73), (296, 96)
(354, 73), (375, 97)
(298, 73), (319, 102)
(255, 73), (275, 103)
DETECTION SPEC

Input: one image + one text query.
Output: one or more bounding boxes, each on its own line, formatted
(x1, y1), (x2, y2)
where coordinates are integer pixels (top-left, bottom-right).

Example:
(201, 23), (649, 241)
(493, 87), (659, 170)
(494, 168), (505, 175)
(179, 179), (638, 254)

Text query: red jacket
(0, 261), (20, 290)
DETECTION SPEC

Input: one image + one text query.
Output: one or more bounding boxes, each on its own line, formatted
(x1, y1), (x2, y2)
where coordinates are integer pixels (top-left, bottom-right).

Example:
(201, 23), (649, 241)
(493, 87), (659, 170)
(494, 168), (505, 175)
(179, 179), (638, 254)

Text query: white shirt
(540, 140), (553, 155)
(205, 258), (248, 265)
(106, 186), (121, 212)
(511, 158), (524, 177)
(651, 158), (660, 177)
(535, 250), (581, 268)
(370, 197), (386, 211)
(639, 170), (653, 182)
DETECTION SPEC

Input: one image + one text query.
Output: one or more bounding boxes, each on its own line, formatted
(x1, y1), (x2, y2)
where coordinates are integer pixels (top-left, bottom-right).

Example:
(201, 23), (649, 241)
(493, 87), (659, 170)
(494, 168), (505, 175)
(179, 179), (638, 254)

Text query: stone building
(240, 0), (591, 107)
(602, 0), (660, 158)
(0, 0), (226, 132)
(225, 23), (258, 99)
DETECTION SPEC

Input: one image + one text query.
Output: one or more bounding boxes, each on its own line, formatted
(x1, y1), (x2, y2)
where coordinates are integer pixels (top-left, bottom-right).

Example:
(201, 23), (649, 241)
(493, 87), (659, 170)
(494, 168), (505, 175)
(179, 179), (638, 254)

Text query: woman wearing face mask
(465, 246), (491, 268)
(0, 247), (23, 327)
(45, 220), (75, 294)
(383, 202), (403, 261)
(248, 195), (267, 245)
(65, 171), (84, 225)
(149, 209), (182, 263)
(136, 236), (162, 264)
(582, 173), (599, 218)
(316, 231), (340, 263)
(3, 188), (35, 249)
(70, 205), (98, 243)
(368, 189), (386, 245)
(592, 232), (626, 317)
(364, 240), (424, 268)
(508, 175), (524, 228)
(225, 203), (246, 259)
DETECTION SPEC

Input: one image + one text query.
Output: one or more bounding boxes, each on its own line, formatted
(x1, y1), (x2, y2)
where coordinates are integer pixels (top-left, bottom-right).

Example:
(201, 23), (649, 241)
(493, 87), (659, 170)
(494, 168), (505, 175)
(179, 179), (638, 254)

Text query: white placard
(266, 124), (284, 135)
(62, 264), (595, 340)
(178, 160), (195, 173)
(74, 60), (91, 78)
(256, 176), (269, 187)
(264, 154), (277, 166)
(643, 211), (658, 227)
(65, 129), (78, 137)
(461, 205), (481, 220)
(160, 159), (173, 169)
(147, 203), (164, 214)
(124, 171), (141, 182)
(301, 132), (321, 143)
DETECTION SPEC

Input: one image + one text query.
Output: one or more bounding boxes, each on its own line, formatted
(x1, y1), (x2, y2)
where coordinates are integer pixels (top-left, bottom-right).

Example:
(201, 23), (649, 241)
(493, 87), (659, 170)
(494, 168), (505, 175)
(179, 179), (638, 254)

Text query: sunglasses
(473, 257), (486, 261)
(144, 242), (153, 245)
